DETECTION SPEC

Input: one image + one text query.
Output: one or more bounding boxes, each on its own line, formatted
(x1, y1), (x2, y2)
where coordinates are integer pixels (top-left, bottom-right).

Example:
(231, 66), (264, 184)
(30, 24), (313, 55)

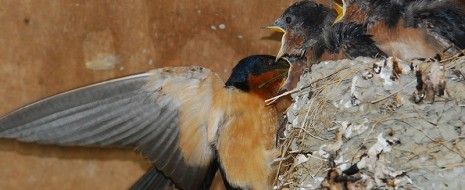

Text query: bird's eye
(285, 16), (292, 24)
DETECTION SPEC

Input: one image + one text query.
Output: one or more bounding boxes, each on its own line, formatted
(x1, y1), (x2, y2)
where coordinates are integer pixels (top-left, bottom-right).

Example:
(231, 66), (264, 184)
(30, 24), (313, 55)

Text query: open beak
(332, 0), (346, 24)
(276, 56), (307, 94)
(275, 38), (287, 62)
(266, 25), (287, 62)
(266, 26), (286, 33)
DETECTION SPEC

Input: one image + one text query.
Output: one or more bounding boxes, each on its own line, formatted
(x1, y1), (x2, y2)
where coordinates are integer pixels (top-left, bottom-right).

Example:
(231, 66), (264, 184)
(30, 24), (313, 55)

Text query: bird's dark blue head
(225, 55), (289, 95)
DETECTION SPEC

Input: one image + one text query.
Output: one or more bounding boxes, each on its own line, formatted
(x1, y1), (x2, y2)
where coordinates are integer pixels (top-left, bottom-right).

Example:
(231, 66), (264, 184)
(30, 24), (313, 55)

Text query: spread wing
(0, 66), (223, 190)
(130, 166), (173, 190)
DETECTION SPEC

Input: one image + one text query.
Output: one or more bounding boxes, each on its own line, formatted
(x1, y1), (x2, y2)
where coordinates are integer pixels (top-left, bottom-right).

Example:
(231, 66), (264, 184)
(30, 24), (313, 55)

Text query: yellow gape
(332, 0), (346, 24)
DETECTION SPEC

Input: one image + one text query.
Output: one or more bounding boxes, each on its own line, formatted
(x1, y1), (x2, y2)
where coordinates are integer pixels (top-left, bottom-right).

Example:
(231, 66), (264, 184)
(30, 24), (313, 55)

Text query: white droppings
(343, 99), (353, 108)
(341, 121), (353, 138)
(292, 101), (299, 111)
(335, 155), (348, 171)
(368, 133), (392, 157)
(299, 182), (315, 189)
(237, 35), (243, 39)
(295, 154), (309, 165)
(148, 59), (153, 65)
(333, 99), (343, 108)
(374, 59), (395, 86)
(352, 118), (370, 135)
(210, 25), (217, 30)
(292, 117), (299, 127)
(318, 145), (330, 158)
(350, 76), (358, 96)
(219, 24), (226, 29)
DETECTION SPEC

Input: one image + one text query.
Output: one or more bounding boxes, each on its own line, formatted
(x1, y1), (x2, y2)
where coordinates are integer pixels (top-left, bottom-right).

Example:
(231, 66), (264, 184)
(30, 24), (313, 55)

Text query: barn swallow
(333, 0), (465, 59)
(267, 0), (386, 92)
(0, 55), (289, 190)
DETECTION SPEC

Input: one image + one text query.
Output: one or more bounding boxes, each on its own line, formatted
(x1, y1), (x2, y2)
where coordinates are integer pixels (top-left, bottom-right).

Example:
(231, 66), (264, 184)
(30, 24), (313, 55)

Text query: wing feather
(0, 67), (222, 189)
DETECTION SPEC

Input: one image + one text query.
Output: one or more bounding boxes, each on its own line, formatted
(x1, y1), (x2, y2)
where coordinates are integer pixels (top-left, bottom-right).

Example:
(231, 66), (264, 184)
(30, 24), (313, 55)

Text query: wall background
(0, 0), (331, 189)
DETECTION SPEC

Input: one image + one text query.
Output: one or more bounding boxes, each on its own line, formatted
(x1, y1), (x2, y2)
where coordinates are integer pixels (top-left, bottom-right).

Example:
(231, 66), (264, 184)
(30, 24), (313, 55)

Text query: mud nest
(270, 52), (465, 189)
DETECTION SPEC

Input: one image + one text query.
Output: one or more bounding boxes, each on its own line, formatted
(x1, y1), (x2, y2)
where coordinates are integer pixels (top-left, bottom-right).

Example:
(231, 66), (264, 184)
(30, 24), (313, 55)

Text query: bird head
(225, 55), (289, 100)
(267, 1), (337, 60)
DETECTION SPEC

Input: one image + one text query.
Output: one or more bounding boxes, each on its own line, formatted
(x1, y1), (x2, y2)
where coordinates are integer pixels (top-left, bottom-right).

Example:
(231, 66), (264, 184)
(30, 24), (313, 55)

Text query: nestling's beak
(266, 25), (287, 62)
(265, 26), (286, 33)
(276, 56), (307, 94)
(275, 37), (287, 62)
(332, 0), (346, 24)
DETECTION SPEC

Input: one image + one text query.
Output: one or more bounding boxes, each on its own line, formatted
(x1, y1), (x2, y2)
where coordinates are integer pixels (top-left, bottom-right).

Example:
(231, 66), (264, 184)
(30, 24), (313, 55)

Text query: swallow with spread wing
(0, 55), (290, 190)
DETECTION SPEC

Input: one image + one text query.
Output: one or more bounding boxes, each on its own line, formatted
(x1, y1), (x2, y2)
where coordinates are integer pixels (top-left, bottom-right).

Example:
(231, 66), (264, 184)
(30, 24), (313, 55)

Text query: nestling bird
(267, 0), (386, 92)
(0, 55), (289, 190)
(332, 0), (465, 59)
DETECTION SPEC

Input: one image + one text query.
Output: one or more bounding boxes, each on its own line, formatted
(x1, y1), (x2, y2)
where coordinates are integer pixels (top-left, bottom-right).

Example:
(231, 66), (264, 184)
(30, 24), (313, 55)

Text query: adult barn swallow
(333, 0), (465, 59)
(267, 0), (386, 92)
(0, 55), (289, 190)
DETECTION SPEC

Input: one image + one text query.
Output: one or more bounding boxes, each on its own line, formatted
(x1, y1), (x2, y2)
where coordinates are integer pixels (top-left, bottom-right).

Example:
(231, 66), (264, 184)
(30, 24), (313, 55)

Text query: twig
(435, 101), (447, 125)
(444, 56), (465, 69)
(266, 86), (306, 105)
(258, 71), (287, 89)
(295, 127), (326, 141)
(370, 80), (416, 104)
(412, 106), (437, 126)
(265, 65), (351, 105)
(440, 50), (465, 64)
(298, 95), (317, 141)
(352, 115), (399, 155)
(273, 133), (296, 187)
(397, 119), (465, 159)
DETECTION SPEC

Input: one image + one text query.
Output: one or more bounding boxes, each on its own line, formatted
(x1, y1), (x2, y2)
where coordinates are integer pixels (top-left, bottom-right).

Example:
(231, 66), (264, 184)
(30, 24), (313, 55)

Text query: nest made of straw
(271, 52), (465, 190)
